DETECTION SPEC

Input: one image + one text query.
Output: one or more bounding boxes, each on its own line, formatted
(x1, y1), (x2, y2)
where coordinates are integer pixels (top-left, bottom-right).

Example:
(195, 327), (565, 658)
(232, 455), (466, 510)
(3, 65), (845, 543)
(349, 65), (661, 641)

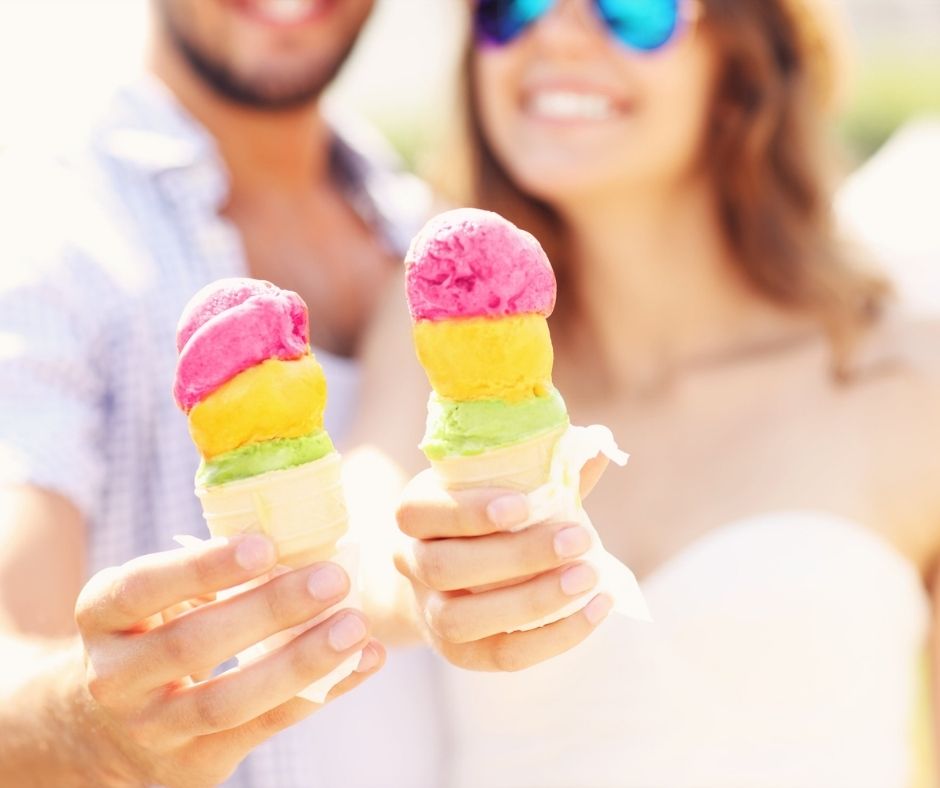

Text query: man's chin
(159, 2), (360, 112)
(175, 35), (335, 110)
(199, 69), (332, 111)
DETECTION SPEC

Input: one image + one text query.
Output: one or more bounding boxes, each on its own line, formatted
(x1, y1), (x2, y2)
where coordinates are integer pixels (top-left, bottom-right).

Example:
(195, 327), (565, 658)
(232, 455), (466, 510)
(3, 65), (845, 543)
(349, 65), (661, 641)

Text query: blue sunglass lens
(475, 0), (680, 51)
(476, 0), (555, 45)
(596, 0), (680, 51)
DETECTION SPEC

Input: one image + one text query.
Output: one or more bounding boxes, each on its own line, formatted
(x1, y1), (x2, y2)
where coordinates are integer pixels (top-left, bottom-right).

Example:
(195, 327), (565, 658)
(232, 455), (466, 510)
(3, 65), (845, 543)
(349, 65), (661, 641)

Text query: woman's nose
(533, 0), (608, 54)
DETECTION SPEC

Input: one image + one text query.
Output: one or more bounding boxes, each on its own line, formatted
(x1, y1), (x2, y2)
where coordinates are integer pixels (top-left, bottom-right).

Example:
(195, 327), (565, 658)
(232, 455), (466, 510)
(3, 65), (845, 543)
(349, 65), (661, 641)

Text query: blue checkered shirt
(0, 75), (446, 787)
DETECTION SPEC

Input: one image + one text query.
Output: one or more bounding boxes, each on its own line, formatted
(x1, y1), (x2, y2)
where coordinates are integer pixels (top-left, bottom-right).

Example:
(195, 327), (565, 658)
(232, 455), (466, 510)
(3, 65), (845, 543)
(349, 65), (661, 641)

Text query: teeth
(256, 0), (317, 22)
(528, 91), (616, 121)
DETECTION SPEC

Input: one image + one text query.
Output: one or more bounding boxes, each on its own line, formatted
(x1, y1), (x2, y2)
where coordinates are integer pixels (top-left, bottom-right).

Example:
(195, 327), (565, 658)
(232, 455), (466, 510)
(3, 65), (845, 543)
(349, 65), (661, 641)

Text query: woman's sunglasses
(475, 0), (696, 53)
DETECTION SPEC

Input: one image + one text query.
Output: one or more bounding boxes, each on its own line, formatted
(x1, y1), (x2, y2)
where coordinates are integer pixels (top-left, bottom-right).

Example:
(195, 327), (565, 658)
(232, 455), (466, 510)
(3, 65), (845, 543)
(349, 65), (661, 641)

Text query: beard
(157, 2), (364, 111)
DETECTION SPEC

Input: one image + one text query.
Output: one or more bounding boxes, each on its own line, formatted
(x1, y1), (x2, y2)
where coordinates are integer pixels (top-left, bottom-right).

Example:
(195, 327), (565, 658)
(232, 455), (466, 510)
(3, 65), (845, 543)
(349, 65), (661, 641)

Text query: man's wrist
(0, 637), (140, 787)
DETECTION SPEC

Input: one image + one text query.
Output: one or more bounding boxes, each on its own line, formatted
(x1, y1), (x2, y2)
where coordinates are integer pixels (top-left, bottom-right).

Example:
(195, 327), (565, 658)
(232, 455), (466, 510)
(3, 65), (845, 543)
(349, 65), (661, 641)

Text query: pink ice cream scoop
(405, 208), (556, 322)
(174, 278), (308, 412)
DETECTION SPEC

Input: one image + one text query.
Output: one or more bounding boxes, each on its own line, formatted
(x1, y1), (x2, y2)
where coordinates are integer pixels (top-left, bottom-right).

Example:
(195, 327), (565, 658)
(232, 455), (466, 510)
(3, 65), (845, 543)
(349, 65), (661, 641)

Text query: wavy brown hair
(442, 0), (890, 370)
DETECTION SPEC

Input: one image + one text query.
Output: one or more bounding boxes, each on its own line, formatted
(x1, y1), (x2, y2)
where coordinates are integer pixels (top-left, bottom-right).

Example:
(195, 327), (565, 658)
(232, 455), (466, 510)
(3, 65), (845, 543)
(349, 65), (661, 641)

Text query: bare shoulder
(861, 314), (940, 452)
(858, 312), (940, 401)
(892, 314), (940, 372)
(856, 314), (940, 569)
(892, 314), (940, 480)
(895, 316), (940, 576)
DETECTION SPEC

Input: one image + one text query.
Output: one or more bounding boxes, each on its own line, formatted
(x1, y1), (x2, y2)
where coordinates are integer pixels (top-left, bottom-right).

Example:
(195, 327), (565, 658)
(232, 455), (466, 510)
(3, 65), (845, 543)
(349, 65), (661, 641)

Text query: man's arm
(0, 486), (86, 637)
(0, 485), (131, 786)
(0, 484), (385, 787)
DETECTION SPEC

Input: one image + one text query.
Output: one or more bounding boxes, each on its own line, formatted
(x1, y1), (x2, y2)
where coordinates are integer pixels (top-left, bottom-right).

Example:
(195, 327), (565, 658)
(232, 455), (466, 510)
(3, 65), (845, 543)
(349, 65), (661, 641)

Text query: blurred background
(834, 0), (939, 160)
(0, 0), (937, 159)
(0, 0), (937, 302)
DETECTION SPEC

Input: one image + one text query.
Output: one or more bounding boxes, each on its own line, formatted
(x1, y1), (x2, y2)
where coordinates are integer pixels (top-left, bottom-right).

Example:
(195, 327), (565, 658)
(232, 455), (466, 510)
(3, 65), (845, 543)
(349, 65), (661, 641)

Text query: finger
(191, 666), (215, 683)
(160, 600), (216, 682)
(199, 640), (385, 757)
(424, 561), (599, 644)
(124, 562), (351, 691)
(440, 593), (614, 672)
(159, 592), (217, 627)
(158, 610), (372, 737)
(76, 535), (278, 635)
(580, 454), (609, 497)
(397, 469), (530, 539)
(323, 639), (386, 697)
(405, 520), (593, 591)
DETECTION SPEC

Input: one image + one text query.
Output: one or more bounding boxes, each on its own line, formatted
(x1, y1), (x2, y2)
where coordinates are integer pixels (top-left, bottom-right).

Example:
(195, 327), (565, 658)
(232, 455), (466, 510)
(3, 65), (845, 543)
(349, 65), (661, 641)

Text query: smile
(230, 0), (329, 26)
(524, 90), (626, 122)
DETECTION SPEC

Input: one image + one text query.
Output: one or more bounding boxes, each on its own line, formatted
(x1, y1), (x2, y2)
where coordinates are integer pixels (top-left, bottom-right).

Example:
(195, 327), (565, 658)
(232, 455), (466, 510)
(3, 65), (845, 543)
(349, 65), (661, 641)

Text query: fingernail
(234, 535), (276, 571)
(307, 565), (347, 601)
(356, 644), (381, 673)
(584, 594), (614, 625)
(560, 563), (598, 596)
(553, 525), (592, 558)
(486, 494), (528, 528)
(329, 614), (367, 652)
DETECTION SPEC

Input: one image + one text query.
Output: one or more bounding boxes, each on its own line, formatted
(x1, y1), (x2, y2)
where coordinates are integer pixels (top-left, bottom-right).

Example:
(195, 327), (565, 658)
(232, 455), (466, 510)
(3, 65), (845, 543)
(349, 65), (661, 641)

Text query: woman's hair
(442, 0), (890, 369)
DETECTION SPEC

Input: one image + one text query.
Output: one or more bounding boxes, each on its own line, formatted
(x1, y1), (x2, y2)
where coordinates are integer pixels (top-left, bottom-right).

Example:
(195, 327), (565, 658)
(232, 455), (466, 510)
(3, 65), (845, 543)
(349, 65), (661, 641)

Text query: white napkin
(510, 424), (651, 630)
(173, 536), (362, 703)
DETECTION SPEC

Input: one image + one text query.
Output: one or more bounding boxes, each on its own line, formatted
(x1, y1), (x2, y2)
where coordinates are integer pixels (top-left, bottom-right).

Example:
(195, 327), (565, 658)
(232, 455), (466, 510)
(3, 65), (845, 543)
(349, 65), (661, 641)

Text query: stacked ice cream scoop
(173, 278), (346, 568)
(406, 208), (570, 492)
(406, 208), (649, 629)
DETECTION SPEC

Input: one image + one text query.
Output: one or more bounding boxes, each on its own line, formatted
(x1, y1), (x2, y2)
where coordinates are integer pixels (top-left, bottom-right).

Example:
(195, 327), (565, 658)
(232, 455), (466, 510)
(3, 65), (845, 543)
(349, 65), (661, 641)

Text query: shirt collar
(99, 74), (220, 174)
(97, 73), (430, 253)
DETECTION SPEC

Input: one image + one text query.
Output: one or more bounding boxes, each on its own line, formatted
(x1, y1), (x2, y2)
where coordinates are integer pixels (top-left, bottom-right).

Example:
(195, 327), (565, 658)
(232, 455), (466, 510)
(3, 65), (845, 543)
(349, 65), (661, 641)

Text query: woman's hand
(74, 535), (384, 788)
(395, 457), (613, 672)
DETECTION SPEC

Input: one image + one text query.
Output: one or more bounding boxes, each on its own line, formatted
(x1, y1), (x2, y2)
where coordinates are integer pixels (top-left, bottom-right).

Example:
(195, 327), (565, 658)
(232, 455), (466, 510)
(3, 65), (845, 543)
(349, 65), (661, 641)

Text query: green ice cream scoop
(420, 387), (569, 460)
(197, 430), (335, 487)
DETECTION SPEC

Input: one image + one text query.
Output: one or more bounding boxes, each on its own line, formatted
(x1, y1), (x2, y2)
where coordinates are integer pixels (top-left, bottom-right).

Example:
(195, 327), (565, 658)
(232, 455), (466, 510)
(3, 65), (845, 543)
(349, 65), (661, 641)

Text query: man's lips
(226, 0), (333, 28)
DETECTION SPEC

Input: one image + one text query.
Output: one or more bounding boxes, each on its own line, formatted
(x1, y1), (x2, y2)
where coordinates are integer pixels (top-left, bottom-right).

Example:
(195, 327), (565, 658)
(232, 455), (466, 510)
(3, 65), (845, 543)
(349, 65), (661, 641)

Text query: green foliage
(839, 52), (940, 160)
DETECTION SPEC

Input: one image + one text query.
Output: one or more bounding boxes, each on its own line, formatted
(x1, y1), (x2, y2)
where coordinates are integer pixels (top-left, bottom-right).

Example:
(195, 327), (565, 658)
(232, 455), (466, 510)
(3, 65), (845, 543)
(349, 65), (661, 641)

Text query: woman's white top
(441, 512), (933, 788)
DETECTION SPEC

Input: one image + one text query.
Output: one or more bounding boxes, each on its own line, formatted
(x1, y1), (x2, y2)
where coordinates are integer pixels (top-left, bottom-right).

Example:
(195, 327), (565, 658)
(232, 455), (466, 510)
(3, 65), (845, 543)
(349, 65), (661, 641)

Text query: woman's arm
(345, 273), (432, 645)
(931, 572), (940, 784)
(916, 319), (940, 780)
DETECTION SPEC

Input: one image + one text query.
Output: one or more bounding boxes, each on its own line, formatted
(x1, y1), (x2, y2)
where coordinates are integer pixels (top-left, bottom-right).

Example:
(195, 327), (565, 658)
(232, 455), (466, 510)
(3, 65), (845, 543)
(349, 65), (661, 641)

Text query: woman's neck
(556, 179), (815, 393)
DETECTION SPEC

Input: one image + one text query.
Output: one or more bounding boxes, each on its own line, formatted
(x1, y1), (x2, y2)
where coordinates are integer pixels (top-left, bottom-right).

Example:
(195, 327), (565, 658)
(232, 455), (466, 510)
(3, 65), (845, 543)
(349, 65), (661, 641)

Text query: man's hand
(395, 460), (612, 673)
(73, 535), (384, 788)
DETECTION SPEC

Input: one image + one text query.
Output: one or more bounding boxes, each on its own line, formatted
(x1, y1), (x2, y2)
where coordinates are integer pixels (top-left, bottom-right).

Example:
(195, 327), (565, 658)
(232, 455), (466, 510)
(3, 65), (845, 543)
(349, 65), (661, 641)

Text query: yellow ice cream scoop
(413, 314), (553, 402)
(188, 355), (326, 459)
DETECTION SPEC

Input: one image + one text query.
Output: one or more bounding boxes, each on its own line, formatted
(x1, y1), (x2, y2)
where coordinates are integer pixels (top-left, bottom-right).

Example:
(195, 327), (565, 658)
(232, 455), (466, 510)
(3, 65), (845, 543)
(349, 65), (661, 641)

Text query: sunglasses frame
(474, 0), (703, 54)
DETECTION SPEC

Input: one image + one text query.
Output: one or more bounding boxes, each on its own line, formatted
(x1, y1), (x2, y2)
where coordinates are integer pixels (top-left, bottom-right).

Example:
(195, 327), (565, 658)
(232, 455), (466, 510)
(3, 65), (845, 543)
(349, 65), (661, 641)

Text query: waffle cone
(429, 426), (566, 493)
(196, 451), (347, 568)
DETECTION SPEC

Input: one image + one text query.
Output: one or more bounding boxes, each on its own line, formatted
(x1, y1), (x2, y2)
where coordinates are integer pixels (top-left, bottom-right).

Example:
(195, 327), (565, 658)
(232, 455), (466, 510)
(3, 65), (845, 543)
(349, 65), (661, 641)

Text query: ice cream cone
(175, 278), (366, 702)
(429, 426), (566, 493)
(195, 451), (348, 569)
(405, 211), (650, 629)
